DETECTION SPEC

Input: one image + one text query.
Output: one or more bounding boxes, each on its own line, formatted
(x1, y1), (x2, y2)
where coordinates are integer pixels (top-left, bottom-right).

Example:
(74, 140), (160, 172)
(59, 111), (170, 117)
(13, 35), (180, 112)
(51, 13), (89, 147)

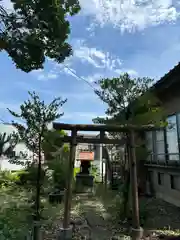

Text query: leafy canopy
(93, 73), (165, 126)
(8, 91), (67, 156)
(43, 129), (69, 161)
(0, 0), (80, 72)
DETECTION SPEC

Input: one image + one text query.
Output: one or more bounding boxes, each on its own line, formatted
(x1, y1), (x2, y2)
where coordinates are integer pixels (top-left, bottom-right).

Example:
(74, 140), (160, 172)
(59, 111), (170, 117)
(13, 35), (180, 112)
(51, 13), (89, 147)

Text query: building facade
(0, 123), (33, 171)
(144, 63), (180, 206)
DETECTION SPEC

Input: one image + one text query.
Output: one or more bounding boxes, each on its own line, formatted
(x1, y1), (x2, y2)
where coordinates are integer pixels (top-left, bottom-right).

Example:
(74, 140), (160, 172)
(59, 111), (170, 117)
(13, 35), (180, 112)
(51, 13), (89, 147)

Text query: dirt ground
(44, 188), (180, 239)
(140, 197), (180, 234)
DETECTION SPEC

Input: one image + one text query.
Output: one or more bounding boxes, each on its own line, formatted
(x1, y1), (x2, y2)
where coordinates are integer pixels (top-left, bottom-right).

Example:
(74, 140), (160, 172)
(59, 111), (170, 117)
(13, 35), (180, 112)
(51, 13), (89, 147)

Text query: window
(158, 172), (164, 185)
(166, 115), (179, 160)
(145, 131), (154, 162)
(170, 175), (180, 190)
(155, 130), (165, 161)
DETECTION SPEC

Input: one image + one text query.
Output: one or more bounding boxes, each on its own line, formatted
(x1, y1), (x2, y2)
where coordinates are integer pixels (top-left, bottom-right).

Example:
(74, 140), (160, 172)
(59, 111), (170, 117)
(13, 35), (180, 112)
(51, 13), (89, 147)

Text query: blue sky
(1, 0), (180, 124)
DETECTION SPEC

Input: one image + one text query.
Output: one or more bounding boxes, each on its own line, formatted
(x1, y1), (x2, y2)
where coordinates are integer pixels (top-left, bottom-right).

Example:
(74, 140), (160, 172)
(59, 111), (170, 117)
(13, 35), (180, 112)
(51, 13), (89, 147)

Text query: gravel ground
(43, 194), (180, 240)
(140, 197), (180, 232)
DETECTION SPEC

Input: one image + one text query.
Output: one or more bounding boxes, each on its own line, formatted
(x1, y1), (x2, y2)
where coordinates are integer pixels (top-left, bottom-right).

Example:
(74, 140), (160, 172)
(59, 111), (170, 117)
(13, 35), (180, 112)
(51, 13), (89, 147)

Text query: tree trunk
(34, 136), (42, 240)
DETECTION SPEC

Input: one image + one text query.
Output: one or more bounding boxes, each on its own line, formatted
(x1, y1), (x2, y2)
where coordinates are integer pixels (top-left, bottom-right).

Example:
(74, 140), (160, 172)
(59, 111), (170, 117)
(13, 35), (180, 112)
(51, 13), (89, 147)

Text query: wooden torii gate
(53, 122), (161, 240)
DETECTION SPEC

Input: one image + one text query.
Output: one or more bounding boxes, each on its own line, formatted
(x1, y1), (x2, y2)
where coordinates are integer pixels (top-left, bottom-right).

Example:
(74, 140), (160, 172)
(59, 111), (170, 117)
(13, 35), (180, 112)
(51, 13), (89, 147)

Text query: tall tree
(0, 0), (80, 72)
(8, 91), (67, 239)
(93, 73), (164, 126)
(93, 73), (165, 217)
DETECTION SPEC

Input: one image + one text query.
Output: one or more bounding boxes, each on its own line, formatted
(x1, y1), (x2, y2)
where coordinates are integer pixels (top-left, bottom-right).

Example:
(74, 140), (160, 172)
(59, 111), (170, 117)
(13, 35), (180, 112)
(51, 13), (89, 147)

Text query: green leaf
(0, 0), (81, 72)
(7, 91), (67, 221)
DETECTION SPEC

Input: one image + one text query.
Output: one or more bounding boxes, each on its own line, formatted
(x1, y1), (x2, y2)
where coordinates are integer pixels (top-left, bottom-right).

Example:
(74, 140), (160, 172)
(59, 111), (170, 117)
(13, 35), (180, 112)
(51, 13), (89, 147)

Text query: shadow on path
(73, 193), (129, 240)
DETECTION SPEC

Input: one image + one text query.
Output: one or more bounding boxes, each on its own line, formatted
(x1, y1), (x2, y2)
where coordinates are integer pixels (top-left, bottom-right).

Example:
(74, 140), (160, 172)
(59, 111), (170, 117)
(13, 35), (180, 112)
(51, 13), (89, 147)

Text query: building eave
(153, 62), (180, 92)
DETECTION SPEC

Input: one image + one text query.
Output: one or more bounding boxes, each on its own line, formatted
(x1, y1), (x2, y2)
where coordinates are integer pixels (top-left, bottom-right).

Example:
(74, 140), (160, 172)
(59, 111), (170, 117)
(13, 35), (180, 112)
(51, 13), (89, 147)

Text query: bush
(16, 166), (45, 186)
(48, 155), (68, 191)
(74, 167), (80, 178)
(90, 165), (99, 181)
(95, 183), (124, 222)
(0, 187), (33, 239)
(0, 171), (19, 186)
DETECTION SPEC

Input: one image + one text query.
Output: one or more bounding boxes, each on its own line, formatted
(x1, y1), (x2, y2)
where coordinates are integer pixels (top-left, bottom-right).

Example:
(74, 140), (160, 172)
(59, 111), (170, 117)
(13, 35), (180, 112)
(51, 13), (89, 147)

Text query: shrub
(0, 187), (33, 239)
(0, 171), (19, 186)
(74, 167), (80, 178)
(48, 155), (68, 191)
(16, 166), (45, 186)
(90, 165), (101, 182)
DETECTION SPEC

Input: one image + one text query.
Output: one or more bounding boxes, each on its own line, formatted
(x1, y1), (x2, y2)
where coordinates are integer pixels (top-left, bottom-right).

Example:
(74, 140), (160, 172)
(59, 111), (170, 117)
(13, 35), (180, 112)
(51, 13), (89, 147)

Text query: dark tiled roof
(121, 62), (180, 117)
(153, 62), (180, 90)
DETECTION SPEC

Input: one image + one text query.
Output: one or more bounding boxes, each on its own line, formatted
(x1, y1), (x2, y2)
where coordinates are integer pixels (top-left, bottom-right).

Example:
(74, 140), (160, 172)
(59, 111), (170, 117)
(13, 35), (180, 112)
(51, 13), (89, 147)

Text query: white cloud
(72, 39), (122, 70)
(115, 68), (138, 77)
(126, 69), (138, 76)
(2, 0), (179, 32)
(31, 69), (43, 74)
(37, 72), (58, 81)
(84, 68), (138, 84)
(31, 69), (58, 81)
(32, 39), (137, 86)
(80, 0), (180, 32)
(74, 46), (105, 68)
(85, 73), (104, 83)
(53, 39), (132, 82)
(63, 67), (80, 80)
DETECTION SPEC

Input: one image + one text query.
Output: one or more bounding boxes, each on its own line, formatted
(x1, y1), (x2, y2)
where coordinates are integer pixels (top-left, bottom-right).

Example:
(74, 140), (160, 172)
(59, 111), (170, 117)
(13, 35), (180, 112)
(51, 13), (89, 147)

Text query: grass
(1, 179), (180, 239)
(0, 181), (86, 239)
(0, 184), (33, 239)
(0, 183), (65, 239)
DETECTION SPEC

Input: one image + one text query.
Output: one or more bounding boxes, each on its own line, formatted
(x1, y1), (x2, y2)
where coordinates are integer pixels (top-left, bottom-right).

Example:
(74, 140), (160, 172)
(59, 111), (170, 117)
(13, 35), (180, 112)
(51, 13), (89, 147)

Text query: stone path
(72, 193), (129, 240)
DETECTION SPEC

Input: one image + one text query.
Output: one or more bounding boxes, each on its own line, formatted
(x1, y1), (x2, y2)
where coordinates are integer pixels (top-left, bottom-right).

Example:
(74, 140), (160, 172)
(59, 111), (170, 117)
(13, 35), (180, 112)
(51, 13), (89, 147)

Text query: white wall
(0, 124), (33, 171)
